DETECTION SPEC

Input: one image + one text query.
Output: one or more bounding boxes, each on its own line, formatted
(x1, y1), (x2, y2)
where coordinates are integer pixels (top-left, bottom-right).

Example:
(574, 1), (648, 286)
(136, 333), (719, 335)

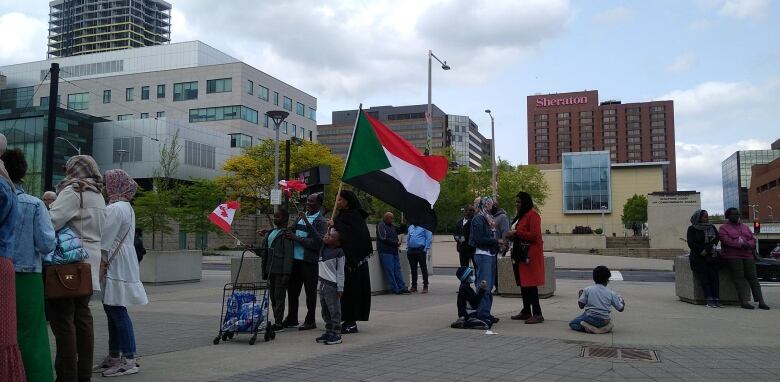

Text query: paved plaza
(69, 253), (780, 381)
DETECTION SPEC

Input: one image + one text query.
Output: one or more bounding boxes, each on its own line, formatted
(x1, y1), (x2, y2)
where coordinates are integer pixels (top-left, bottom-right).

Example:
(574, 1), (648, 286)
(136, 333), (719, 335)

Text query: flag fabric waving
(208, 201), (241, 233)
(342, 110), (448, 230)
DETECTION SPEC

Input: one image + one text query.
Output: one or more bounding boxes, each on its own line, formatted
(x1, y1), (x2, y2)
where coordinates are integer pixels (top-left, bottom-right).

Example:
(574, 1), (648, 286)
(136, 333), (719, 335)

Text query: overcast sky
(1, 0), (778, 213)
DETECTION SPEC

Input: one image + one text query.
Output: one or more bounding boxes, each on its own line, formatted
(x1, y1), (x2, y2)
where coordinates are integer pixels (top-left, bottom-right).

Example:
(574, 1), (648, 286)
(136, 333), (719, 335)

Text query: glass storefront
(563, 151), (611, 213)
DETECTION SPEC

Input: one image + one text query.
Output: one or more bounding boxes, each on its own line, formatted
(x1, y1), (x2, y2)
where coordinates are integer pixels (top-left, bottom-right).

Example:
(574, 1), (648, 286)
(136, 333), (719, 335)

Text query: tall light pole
(485, 109), (497, 201)
(56, 136), (81, 155)
(600, 205), (608, 235)
(427, 50), (450, 155)
(266, 110), (289, 211)
(114, 149), (128, 169)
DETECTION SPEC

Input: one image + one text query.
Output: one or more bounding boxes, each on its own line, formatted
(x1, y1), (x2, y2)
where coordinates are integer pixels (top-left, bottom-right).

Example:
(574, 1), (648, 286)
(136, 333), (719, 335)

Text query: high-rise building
(722, 147), (780, 218)
(317, 105), (491, 170)
(47, 0), (172, 58)
(527, 90), (676, 192)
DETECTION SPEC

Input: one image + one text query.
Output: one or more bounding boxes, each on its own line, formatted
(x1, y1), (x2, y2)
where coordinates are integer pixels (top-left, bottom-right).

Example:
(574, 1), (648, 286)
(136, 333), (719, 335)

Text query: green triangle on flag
(342, 111), (391, 180)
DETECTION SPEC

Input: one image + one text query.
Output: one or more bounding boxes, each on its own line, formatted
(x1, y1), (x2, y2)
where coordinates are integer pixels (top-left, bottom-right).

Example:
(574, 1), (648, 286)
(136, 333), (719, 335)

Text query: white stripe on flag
(380, 148), (441, 206)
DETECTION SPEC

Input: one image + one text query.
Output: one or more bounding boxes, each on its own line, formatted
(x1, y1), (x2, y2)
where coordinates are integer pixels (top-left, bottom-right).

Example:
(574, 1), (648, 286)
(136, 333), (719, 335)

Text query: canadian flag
(208, 201), (240, 233)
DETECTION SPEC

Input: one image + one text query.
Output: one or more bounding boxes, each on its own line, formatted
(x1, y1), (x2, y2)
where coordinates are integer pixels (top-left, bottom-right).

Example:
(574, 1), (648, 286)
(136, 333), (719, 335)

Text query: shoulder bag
(100, 225), (132, 283)
(44, 189), (93, 299)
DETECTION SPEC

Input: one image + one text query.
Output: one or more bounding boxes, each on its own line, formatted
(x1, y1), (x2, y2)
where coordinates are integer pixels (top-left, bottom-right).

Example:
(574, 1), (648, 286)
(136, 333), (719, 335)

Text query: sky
(1, 0), (778, 213)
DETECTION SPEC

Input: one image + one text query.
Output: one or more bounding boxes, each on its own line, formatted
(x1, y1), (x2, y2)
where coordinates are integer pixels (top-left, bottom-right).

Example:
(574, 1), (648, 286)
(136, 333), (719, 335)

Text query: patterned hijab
(56, 155), (103, 194)
(475, 196), (495, 224)
(105, 169), (137, 204)
(690, 209), (717, 243)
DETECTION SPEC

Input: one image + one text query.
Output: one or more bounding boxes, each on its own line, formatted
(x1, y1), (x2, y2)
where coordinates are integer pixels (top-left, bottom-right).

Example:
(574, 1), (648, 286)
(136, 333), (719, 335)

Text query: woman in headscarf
(468, 196), (500, 325)
(93, 169), (148, 377)
(508, 192), (546, 324)
(330, 189), (372, 334)
(687, 209), (721, 308)
(48, 155), (106, 381)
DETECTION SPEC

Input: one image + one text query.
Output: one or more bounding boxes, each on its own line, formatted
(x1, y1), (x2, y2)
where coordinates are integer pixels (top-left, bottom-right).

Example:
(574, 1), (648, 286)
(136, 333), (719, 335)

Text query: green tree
(621, 194), (648, 226)
(176, 179), (226, 249)
(134, 189), (175, 249)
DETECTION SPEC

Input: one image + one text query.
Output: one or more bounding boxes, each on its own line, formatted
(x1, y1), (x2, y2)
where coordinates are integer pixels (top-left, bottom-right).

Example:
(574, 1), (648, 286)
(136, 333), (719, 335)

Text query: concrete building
(317, 105), (491, 170)
(748, 156), (780, 222)
(0, 40), (317, 187)
(48, 0), (172, 58)
(721, 147), (780, 219)
(537, 150), (667, 236)
(527, 90), (677, 192)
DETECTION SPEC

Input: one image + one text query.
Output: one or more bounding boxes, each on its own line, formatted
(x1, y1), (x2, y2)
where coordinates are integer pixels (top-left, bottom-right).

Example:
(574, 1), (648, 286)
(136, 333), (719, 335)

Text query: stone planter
(674, 255), (740, 305)
(141, 250), (202, 284)
(496, 256), (556, 298)
(369, 250), (412, 295)
(230, 255), (266, 285)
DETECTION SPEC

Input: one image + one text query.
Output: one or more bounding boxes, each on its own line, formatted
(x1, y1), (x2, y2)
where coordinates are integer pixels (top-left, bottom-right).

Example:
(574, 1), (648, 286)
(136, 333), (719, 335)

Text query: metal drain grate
(581, 346), (659, 362)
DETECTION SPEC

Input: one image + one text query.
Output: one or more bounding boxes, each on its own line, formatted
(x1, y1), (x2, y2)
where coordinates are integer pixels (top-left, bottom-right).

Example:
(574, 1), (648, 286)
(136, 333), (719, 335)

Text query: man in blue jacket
(407, 224), (432, 293)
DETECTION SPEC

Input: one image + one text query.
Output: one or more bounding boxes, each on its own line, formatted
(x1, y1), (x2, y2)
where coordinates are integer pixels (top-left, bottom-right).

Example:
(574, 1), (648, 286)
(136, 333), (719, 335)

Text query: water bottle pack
(221, 291), (268, 333)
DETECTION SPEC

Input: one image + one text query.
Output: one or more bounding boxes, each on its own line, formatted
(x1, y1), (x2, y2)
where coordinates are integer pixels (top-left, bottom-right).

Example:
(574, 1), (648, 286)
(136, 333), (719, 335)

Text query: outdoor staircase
(606, 236), (650, 248)
(559, 236), (685, 260)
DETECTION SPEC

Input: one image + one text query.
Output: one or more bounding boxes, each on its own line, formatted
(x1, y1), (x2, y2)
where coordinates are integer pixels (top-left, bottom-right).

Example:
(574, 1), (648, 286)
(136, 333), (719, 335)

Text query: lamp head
(441, 62), (450, 70)
(484, 109), (491, 114)
(265, 110), (289, 127)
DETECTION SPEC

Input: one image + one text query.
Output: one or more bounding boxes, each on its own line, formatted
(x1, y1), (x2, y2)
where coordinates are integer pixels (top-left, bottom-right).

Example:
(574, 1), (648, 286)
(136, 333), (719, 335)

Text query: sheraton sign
(536, 96), (588, 107)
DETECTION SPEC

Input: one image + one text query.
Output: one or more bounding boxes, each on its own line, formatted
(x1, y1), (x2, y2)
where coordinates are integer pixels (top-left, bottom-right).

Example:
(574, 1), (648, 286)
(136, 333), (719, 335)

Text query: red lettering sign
(535, 96), (589, 107)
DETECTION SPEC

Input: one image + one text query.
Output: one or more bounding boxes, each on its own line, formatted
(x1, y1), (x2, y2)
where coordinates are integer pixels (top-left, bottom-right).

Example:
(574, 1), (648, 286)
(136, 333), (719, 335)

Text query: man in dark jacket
(259, 208), (295, 331)
(454, 205), (476, 267)
(377, 212), (409, 294)
(284, 193), (327, 330)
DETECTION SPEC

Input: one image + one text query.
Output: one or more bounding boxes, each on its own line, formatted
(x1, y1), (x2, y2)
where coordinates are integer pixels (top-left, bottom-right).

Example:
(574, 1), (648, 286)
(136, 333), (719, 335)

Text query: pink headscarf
(105, 169), (137, 204)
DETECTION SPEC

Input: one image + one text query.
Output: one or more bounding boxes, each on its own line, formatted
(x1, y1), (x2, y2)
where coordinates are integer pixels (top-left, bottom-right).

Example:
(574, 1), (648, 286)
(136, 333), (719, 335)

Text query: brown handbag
(44, 262), (93, 299)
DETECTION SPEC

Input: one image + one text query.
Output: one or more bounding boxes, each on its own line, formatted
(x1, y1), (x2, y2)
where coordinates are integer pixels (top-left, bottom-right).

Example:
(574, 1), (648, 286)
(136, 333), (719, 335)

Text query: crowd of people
(0, 133), (147, 381)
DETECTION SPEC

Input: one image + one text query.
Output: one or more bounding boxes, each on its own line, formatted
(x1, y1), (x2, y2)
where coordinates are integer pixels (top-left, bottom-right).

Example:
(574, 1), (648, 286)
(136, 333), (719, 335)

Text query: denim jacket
(11, 185), (56, 273)
(468, 214), (498, 254)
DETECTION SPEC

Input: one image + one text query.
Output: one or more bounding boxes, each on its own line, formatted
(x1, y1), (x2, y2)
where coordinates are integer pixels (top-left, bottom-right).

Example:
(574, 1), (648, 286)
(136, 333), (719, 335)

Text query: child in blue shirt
(570, 266), (625, 334)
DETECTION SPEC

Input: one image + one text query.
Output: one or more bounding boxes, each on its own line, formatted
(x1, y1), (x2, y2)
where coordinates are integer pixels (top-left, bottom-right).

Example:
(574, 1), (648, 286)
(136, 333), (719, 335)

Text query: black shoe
(401, 289), (411, 295)
(315, 333), (328, 343)
(271, 323), (286, 332)
(299, 322), (317, 331)
(283, 320), (300, 328)
(341, 324), (359, 334)
(741, 303), (755, 310)
(758, 303), (770, 310)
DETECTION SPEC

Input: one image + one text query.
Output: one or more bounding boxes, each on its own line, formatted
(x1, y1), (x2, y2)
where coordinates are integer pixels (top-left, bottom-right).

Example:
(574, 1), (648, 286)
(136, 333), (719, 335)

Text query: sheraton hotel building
(527, 90), (676, 192)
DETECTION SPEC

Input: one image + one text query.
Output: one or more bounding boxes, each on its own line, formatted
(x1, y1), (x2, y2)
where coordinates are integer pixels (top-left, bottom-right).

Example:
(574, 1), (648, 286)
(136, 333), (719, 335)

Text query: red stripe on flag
(363, 112), (448, 182)
(208, 212), (232, 233)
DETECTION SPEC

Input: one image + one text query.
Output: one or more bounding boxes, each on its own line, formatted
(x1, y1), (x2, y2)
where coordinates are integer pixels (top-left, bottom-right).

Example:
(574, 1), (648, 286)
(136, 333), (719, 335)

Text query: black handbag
(510, 240), (530, 285)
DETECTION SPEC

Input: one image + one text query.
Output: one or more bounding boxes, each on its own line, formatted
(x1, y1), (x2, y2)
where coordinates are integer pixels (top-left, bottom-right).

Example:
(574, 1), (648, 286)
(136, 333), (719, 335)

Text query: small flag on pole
(208, 201), (240, 233)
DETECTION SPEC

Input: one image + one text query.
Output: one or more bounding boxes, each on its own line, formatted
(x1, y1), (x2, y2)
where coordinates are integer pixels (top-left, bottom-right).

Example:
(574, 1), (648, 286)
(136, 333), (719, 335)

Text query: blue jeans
(379, 253), (406, 293)
(569, 312), (609, 332)
(103, 304), (137, 358)
(473, 254), (496, 320)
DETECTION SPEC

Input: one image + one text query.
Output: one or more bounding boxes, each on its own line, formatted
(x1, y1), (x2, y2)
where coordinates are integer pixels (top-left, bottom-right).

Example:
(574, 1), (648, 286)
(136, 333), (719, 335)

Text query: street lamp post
(485, 109), (497, 201)
(56, 136), (81, 155)
(266, 110), (289, 211)
(426, 50), (450, 155)
(600, 206), (608, 235)
(114, 149), (128, 169)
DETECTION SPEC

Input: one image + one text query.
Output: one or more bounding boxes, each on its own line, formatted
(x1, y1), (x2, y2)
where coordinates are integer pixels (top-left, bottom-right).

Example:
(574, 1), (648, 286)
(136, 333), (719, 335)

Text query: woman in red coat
(508, 192), (545, 324)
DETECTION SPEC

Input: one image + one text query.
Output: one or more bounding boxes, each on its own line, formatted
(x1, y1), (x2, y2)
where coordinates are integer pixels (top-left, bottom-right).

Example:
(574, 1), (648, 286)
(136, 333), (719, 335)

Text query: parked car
(770, 243), (780, 260)
(755, 255), (780, 282)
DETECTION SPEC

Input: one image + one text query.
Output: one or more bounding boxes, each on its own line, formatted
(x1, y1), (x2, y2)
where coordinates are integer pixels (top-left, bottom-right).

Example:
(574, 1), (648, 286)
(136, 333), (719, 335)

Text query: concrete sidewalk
(71, 269), (780, 381)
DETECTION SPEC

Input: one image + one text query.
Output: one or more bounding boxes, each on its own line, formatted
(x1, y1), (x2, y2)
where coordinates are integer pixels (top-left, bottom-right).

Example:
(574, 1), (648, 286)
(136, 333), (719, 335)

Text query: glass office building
(721, 149), (780, 218)
(0, 106), (101, 196)
(562, 151), (611, 213)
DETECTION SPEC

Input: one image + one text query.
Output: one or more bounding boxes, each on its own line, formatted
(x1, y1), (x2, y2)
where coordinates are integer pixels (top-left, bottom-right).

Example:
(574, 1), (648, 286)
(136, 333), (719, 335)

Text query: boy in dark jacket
(258, 208), (295, 332)
(450, 266), (491, 329)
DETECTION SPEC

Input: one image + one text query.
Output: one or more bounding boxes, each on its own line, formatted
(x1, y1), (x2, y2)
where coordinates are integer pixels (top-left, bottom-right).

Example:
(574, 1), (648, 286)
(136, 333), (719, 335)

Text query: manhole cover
(581, 346), (659, 362)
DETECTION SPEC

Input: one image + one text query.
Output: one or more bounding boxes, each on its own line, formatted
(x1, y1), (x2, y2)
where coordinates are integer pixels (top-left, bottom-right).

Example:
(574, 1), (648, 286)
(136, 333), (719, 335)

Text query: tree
(176, 179), (226, 249)
(621, 194), (648, 226)
(134, 189), (175, 249)
(217, 140), (344, 215)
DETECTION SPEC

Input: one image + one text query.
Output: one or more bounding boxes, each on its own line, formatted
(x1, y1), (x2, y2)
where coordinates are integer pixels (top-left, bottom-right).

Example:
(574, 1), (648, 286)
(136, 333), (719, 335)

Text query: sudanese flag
(342, 110), (448, 230)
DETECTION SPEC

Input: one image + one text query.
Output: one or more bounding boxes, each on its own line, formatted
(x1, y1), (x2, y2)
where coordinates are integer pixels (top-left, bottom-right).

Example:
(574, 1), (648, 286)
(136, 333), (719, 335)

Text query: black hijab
(335, 189), (373, 265)
(512, 191), (534, 224)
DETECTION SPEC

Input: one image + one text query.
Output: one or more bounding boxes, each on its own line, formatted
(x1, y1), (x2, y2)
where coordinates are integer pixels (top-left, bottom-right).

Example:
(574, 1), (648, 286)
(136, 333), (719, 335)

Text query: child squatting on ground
(450, 266), (493, 329)
(569, 265), (625, 334)
(315, 229), (345, 345)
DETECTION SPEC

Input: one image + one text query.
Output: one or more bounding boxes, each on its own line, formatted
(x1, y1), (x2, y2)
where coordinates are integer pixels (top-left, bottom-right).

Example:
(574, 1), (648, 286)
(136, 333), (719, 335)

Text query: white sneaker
(102, 357), (139, 377)
(92, 355), (120, 374)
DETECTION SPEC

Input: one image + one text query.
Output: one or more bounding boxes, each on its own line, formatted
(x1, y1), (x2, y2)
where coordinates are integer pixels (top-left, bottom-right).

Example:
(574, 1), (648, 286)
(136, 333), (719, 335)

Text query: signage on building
(535, 96), (588, 107)
(648, 194), (699, 206)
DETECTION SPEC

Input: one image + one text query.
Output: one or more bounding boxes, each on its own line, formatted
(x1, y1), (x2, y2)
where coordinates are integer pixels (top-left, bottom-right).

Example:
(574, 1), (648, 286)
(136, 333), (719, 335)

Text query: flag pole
(330, 103), (363, 220)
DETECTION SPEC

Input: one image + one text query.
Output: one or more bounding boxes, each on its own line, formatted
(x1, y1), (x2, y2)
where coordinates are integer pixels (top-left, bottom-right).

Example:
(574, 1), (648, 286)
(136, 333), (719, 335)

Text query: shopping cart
(213, 247), (276, 345)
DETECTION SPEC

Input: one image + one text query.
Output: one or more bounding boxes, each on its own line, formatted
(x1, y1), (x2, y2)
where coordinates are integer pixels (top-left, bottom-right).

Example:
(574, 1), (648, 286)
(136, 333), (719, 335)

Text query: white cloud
(0, 12), (47, 65)
(591, 6), (635, 25)
(666, 52), (698, 73)
(719, 0), (769, 19)
(676, 139), (770, 213)
(658, 80), (778, 124)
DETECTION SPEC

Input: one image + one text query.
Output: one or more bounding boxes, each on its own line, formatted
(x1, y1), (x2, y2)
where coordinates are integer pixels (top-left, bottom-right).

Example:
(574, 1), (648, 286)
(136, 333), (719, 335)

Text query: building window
(189, 105), (258, 124)
(651, 128), (666, 135)
(536, 128), (548, 135)
(558, 119), (570, 126)
(535, 114), (548, 121)
(264, 114), (269, 128)
(651, 113), (665, 120)
(651, 135), (665, 142)
(650, 106), (665, 113)
(126, 88), (134, 101)
(102, 90), (111, 104)
(140, 113), (149, 119)
(296, 102), (305, 116)
(652, 143), (666, 150)
(157, 84), (165, 99)
(117, 114), (133, 121)
(185, 140), (215, 169)
(626, 107), (640, 114)
(602, 116), (616, 123)
(282, 121), (288, 134)
(628, 152), (641, 159)
(627, 137), (641, 143)
(258, 85), (269, 101)
(173, 81), (198, 101)
(206, 78), (232, 94)
(627, 144), (641, 151)
(245, 80), (253, 95)
(580, 111), (593, 117)
(580, 132), (593, 139)
(308, 107), (316, 121)
(581, 125), (593, 132)
(156, 111), (165, 118)
(603, 109), (616, 116)
(603, 138), (617, 145)
(558, 134), (571, 141)
(557, 112), (570, 119)
(309, 131), (313, 141)
(580, 118), (593, 124)
(603, 123), (616, 130)
(66, 93), (89, 110)
(626, 115), (640, 122)
(603, 130), (616, 137)
(535, 121), (548, 127)
(273, 91), (279, 106)
(563, 152), (611, 213)
(535, 142), (549, 148)
(537, 135), (548, 141)
(141, 86), (149, 100)
(229, 133), (252, 148)
(627, 129), (641, 136)
(112, 137), (142, 163)
(536, 149), (549, 156)
(283, 96), (292, 111)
